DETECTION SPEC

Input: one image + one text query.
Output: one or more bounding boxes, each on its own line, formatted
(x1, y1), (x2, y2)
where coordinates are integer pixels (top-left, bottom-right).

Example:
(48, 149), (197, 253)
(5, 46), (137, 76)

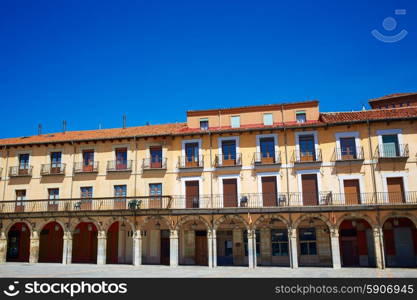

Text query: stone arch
(175, 215), (211, 231)
(104, 217), (135, 233)
(292, 213), (333, 230)
(336, 213), (377, 229)
(253, 214), (290, 229)
(381, 213), (417, 228)
(37, 219), (67, 232)
(213, 215), (249, 230)
(69, 217), (103, 233)
(5, 220), (33, 235)
(141, 215), (171, 229)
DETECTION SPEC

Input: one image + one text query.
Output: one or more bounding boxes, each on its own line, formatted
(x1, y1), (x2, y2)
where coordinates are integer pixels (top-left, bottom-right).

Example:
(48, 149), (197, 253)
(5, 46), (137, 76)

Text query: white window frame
(181, 138), (202, 158)
(218, 174), (241, 208)
(294, 131), (318, 161)
(338, 174), (366, 204)
(217, 136), (240, 165)
(180, 176), (203, 209)
(257, 172), (280, 207)
(296, 169), (322, 204)
(376, 129), (403, 157)
(381, 171), (410, 203)
(231, 115), (240, 128)
(263, 113), (273, 126)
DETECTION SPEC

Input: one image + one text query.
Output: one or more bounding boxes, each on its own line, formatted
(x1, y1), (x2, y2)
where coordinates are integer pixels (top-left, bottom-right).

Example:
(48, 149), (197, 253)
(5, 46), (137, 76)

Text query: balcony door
(222, 140), (236, 166)
(386, 177), (405, 203)
(299, 135), (315, 161)
(340, 137), (357, 160)
(261, 176), (277, 207)
(301, 174), (318, 205)
(18, 154), (30, 175)
(343, 179), (360, 205)
(83, 150), (94, 172)
(260, 138), (275, 163)
(15, 190), (26, 212)
(223, 178), (238, 207)
(185, 143), (199, 167)
(48, 188), (59, 211)
(382, 135), (399, 157)
(150, 146), (162, 168)
(115, 148), (127, 170)
(185, 181), (199, 208)
(149, 183), (162, 208)
(50, 152), (62, 173)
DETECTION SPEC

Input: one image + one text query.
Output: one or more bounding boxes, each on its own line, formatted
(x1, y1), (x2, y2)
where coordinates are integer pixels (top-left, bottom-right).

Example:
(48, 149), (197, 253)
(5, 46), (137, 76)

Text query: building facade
(0, 98), (417, 269)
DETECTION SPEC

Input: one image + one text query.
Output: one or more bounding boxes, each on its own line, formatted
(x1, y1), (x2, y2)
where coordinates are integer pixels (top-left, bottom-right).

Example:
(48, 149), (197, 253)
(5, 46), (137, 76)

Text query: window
(19, 154), (30, 169)
(48, 188), (59, 204)
(263, 113), (273, 126)
(16, 190), (26, 206)
(185, 142), (199, 164)
(231, 115), (240, 128)
(50, 152), (62, 165)
(149, 183), (162, 198)
(382, 134), (399, 157)
(260, 137), (275, 160)
(114, 185), (127, 198)
(296, 111), (306, 123)
(83, 150), (94, 166)
(150, 146), (163, 168)
(339, 137), (357, 159)
(200, 118), (209, 130)
(299, 228), (317, 255)
(271, 229), (289, 256)
(115, 148), (127, 170)
(81, 187), (93, 198)
(222, 140), (236, 160)
(244, 230), (260, 257)
(299, 134), (316, 161)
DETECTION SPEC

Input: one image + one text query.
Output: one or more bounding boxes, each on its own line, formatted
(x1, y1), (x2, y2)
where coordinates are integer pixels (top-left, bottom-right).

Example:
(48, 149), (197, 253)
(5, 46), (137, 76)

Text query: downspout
(134, 136), (138, 197)
(2, 146), (9, 201)
(366, 120), (377, 201)
(209, 130), (215, 267)
(70, 141), (75, 199)
(281, 105), (290, 201)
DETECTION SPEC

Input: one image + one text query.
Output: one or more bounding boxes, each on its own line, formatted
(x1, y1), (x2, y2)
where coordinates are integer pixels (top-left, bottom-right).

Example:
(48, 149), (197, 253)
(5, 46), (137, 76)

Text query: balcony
(332, 147), (364, 162)
(106, 160), (133, 172)
(253, 151), (281, 166)
(214, 153), (242, 168)
(40, 163), (66, 176)
(142, 157), (167, 170)
(178, 155), (204, 169)
(9, 165), (33, 177)
(73, 161), (99, 173)
(375, 144), (409, 160)
(292, 149), (322, 164)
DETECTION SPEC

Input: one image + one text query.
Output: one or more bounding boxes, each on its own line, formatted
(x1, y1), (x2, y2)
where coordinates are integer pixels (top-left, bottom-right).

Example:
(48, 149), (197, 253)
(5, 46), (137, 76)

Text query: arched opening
(142, 218), (170, 265)
(6, 222), (30, 262)
(383, 217), (417, 268)
(72, 222), (97, 264)
(297, 218), (332, 267)
(178, 218), (208, 266)
(39, 222), (64, 263)
(216, 217), (248, 266)
(339, 219), (375, 267)
(255, 217), (290, 267)
(106, 221), (133, 264)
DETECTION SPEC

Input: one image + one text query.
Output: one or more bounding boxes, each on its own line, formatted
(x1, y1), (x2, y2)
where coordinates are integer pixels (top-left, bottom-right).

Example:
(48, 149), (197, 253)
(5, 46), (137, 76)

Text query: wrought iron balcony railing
(214, 153), (242, 167)
(292, 149), (322, 163)
(9, 165), (33, 177)
(178, 155), (204, 169)
(107, 160), (133, 172)
(253, 151), (281, 165)
(332, 147), (364, 161)
(1, 192), (416, 214)
(73, 161), (99, 173)
(40, 163), (66, 175)
(375, 144), (409, 159)
(142, 157), (168, 170)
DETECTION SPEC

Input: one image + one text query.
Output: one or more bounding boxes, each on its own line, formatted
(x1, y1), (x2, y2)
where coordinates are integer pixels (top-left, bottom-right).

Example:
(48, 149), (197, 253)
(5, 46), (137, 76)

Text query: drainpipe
(281, 105), (290, 202)
(209, 130), (215, 267)
(2, 146), (9, 201)
(134, 136), (138, 197)
(366, 120), (377, 202)
(70, 141), (75, 199)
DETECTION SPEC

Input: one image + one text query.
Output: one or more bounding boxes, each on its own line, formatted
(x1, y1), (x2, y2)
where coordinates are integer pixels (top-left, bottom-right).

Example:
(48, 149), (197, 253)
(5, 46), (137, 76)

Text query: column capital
(330, 227), (339, 238)
(170, 229), (178, 238)
(207, 229), (216, 239)
(63, 231), (73, 240)
(288, 227), (297, 237)
(97, 230), (107, 239)
(0, 231), (6, 240)
(31, 230), (39, 240)
(247, 229), (256, 239)
(133, 230), (142, 239)
(373, 226), (383, 236)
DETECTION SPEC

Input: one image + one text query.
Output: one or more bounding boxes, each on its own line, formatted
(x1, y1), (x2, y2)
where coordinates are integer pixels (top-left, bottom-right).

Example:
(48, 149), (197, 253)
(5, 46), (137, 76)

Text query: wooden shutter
(262, 176), (277, 206)
(301, 174), (318, 205)
(185, 181), (199, 208)
(387, 177), (405, 203)
(343, 179), (360, 205)
(223, 179), (238, 207)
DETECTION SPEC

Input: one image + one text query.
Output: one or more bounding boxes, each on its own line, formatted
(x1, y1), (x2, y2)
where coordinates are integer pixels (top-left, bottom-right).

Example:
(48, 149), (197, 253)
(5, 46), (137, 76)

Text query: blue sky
(0, 0), (416, 138)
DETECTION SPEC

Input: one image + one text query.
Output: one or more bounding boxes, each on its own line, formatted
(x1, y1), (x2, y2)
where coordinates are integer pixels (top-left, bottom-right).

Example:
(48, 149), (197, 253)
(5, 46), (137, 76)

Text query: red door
(39, 222), (63, 263)
(223, 179), (238, 207)
(185, 181), (199, 208)
(301, 174), (318, 205)
(262, 176), (277, 207)
(160, 230), (170, 265)
(341, 238), (359, 267)
(195, 231), (208, 266)
(106, 222), (119, 264)
(6, 223), (30, 262)
(72, 222), (98, 263)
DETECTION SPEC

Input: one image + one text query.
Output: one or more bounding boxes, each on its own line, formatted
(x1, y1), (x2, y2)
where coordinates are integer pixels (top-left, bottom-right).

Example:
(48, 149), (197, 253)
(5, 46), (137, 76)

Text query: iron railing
(106, 160), (133, 172)
(292, 149), (322, 163)
(375, 144), (409, 159)
(1, 192), (416, 214)
(178, 155), (204, 169)
(40, 163), (66, 175)
(142, 157), (168, 170)
(73, 161), (99, 173)
(253, 151), (281, 165)
(214, 153), (242, 167)
(332, 147), (364, 161)
(9, 165), (33, 177)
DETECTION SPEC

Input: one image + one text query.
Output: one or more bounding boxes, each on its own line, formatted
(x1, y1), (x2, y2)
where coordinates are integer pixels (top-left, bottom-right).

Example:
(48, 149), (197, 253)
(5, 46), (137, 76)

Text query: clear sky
(1, 0), (416, 138)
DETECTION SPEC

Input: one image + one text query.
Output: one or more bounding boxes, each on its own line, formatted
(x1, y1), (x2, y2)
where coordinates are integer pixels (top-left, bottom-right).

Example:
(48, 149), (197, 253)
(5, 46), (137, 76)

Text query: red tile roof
(368, 92), (417, 102)
(320, 107), (417, 123)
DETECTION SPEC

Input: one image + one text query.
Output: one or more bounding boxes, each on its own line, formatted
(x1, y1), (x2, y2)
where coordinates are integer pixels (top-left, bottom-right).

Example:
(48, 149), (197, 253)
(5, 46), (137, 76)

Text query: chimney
(123, 115), (126, 129)
(38, 124), (42, 135)
(62, 120), (67, 133)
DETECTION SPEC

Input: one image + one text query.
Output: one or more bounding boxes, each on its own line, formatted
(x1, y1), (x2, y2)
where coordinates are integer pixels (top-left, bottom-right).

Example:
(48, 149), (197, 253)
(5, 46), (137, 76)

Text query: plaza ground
(0, 263), (416, 278)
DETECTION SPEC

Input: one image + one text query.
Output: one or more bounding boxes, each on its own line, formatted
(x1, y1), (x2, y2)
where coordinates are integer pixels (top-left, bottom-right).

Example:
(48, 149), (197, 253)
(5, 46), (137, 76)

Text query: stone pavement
(0, 263), (416, 278)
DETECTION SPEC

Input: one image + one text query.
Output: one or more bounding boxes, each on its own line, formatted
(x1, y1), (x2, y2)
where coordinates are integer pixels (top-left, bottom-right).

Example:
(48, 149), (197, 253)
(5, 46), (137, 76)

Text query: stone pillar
(97, 230), (107, 265)
(330, 228), (341, 269)
(208, 229), (216, 268)
(62, 231), (73, 264)
(170, 229), (179, 267)
(29, 230), (40, 264)
(289, 227), (298, 268)
(0, 231), (7, 264)
(373, 226), (385, 269)
(133, 230), (142, 266)
(247, 229), (257, 268)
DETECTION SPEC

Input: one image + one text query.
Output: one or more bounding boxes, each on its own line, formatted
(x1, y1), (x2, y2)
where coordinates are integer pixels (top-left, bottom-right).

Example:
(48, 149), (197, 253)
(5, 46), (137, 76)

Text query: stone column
(29, 230), (40, 264)
(0, 231), (7, 264)
(133, 230), (142, 266)
(330, 228), (341, 269)
(208, 229), (216, 268)
(289, 227), (298, 268)
(62, 231), (73, 264)
(169, 229), (179, 267)
(373, 226), (385, 269)
(97, 230), (107, 265)
(247, 229), (257, 268)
